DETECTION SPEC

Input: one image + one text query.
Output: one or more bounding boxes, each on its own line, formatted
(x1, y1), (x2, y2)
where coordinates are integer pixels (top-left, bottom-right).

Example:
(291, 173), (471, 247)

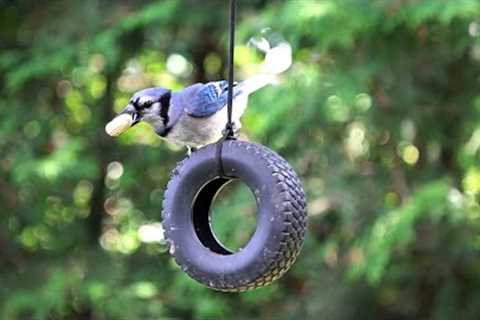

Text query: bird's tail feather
(261, 42), (292, 75)
(236, 42), (292, 95)
(235, 74), (276, 95)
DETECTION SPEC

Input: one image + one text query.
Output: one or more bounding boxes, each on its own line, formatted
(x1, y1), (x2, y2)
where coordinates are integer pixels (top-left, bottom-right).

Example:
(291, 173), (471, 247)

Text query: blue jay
(105, 42), (292, 150)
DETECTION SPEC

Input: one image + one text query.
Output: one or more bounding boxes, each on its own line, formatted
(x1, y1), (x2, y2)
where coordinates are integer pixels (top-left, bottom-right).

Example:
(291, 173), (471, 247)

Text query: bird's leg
(232, 122), (241, 138)
(221, 122), (235, 138)
(222, 122), (240, 139)
(186, 146), (198, 156)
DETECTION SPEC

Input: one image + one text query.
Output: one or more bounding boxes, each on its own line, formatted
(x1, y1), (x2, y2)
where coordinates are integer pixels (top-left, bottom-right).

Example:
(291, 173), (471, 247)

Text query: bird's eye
(138, 97), (155, 109)
(142, 100), (153, 108)
(132, 98), (153, 109)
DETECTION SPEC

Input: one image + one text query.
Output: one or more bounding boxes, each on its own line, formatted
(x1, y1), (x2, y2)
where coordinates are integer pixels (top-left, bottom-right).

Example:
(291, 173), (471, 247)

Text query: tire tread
(162, 140), (307, 292)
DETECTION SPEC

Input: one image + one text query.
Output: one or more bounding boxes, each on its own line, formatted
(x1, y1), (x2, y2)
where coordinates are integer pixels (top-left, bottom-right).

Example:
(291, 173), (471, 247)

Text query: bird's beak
(120, 103), (142, 125)
(105, 103), (141, 137)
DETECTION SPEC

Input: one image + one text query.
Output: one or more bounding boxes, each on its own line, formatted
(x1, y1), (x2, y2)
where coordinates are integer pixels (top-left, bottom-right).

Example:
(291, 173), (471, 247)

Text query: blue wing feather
(185, 81), (240, 118)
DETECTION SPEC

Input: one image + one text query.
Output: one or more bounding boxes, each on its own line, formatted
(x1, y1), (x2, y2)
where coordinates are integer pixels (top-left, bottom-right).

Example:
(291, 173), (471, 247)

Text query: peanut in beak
(105, 114), (134, 136)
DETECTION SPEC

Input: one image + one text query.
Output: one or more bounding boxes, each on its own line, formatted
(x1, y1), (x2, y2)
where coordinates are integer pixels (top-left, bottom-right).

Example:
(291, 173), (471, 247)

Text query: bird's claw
(186, 146), (198, 156)
(221, 123), (238, 139)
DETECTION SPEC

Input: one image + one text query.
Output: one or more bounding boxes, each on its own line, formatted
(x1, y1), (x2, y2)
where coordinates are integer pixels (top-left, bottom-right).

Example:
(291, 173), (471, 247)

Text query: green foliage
(1, 0), (480, 319)
(350, 180), (450, 284)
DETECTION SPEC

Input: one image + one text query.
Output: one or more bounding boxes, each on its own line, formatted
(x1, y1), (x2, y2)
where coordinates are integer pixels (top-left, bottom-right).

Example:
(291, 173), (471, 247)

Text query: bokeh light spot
(73, 180), (93, 207)
(204, 53), (222, 75)
(138, 223), (165, 243)
(107, 161), (124, 180)
(402, 145), (420, 166)
(463, 167), (480, 195)
(355, 93), (372, 111)
(326, 95), (350, 123)
(385, 192), (399, 208)
(131, 281), (158, 299)
(166, 53), (192, 76)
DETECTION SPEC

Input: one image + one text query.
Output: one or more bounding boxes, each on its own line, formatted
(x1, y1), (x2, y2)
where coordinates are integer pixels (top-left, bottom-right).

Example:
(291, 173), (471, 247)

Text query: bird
(105, 41), (292, 151)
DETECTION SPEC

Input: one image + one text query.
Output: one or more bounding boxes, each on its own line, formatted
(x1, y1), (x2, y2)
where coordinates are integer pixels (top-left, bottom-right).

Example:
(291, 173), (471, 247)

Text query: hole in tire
(210, 179), (257, 253)
(192, 178), (257, 255)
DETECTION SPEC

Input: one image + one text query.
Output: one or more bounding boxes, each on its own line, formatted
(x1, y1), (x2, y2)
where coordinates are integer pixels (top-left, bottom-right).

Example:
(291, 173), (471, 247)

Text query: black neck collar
(158, 91), (173, 137)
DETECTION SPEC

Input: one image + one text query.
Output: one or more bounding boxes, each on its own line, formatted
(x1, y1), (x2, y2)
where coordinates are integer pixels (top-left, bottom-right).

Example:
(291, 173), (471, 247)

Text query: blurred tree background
(1, 0), (480, 319)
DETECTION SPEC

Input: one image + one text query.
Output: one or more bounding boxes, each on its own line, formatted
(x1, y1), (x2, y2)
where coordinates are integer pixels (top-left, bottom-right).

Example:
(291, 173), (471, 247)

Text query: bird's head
(105, 87), (171, 137)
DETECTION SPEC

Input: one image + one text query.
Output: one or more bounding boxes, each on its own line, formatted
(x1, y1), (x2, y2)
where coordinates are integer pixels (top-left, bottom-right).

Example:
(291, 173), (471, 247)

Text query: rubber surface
(162, 140), (307, 292)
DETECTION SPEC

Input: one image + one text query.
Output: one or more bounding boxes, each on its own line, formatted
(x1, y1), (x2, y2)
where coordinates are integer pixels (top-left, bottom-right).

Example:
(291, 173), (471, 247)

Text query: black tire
(162, 140), (307, 292)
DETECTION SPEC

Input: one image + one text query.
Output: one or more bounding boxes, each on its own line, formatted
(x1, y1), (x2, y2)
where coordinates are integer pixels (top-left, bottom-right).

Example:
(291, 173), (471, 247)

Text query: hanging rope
(216, 0), (236, 177)
(224, 0), (236, 138)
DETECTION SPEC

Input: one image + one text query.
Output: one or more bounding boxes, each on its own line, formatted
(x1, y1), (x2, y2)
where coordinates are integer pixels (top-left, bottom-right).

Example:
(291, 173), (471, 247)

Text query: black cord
(225, 0), (236, 138)
(216, 0), (237, 178)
